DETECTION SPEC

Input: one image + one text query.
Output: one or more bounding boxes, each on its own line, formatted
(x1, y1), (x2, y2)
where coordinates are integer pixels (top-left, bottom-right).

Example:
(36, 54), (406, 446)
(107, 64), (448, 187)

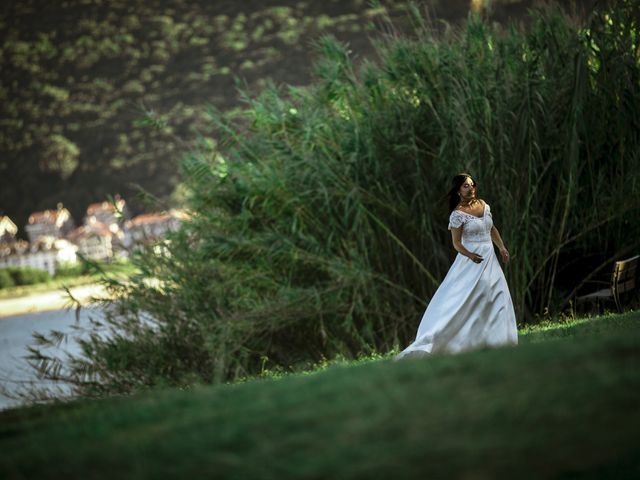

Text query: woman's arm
(490, 225), (506, 249)
(490, 226), (510, 264)
(451, 227), (484, 263)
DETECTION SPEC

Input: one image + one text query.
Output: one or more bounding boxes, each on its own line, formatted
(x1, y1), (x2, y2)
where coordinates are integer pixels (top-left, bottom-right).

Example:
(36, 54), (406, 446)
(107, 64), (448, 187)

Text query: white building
(0, 216), (18, 243)
(124, 209), (189, 247)
(0, 236), (77, 276)
(66, 222), (114, 262)
(84, 196), (129, 229)
(25, 204), (75, 243)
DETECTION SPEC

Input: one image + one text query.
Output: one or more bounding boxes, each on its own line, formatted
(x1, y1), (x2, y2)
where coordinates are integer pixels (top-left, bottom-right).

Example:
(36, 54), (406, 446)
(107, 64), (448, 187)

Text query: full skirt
(395, 239), (518, 360)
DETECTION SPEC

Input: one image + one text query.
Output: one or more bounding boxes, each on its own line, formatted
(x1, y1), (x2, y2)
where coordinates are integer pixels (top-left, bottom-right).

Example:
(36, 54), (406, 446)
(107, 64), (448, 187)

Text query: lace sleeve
(448, 211), (465, 230)
(485, 203), (492, 217)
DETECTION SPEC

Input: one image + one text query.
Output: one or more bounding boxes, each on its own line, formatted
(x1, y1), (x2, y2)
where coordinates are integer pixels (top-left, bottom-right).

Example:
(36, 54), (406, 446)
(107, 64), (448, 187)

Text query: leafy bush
(10, 267), (51, 286)
(55, 262), (85, 278)
(0, 269), (15, 289)
(28, 1), (640, 400)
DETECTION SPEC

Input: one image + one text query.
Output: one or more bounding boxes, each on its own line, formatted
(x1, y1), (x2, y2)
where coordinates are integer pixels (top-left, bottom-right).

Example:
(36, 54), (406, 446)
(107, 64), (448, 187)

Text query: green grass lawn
(1, 311), (638, 479)
(0, 260), (137, 300)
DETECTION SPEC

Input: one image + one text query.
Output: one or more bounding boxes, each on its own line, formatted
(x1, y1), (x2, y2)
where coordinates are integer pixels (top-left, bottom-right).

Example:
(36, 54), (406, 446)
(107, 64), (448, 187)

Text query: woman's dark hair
(447, 173), (476, 213)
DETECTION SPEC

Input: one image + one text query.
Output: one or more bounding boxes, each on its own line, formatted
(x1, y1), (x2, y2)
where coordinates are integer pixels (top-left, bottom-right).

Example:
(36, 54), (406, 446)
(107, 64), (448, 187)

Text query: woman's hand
(468, 252), (484, 264)
(499, 247), (510, 264)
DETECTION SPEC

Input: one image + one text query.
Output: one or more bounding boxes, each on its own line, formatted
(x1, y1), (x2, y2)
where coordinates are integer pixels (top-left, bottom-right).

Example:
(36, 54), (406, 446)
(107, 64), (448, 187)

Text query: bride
(395, 173), (518, 360)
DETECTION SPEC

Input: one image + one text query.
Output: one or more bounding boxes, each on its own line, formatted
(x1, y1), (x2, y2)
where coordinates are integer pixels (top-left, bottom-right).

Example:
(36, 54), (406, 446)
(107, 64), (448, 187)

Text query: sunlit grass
(0, 260), (137, 300)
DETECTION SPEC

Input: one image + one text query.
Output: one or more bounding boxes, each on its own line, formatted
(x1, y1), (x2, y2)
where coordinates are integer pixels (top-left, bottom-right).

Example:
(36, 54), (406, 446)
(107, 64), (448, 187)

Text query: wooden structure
(575, 255), (639, 313)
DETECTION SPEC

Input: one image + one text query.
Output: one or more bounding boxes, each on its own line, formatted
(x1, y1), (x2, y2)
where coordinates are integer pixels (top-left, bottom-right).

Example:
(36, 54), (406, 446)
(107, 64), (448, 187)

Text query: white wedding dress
(395, 202), (518, 360)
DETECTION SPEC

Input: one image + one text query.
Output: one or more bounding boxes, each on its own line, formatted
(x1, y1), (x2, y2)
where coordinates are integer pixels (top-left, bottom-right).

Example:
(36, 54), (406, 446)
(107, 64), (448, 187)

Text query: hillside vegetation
(1, 311), (639, 479)
(22, 1), (640, 399)
(0, 0), (596, 230)
(0, 0), (451, 229)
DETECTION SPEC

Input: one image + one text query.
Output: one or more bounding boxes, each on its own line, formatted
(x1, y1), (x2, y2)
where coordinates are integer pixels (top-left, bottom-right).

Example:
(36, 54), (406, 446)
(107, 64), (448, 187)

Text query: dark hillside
(0, 0), (595, 232)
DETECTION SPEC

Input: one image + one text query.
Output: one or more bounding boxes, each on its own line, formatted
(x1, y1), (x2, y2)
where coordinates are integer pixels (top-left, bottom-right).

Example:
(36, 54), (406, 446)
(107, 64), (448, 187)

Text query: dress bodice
(448, 203), (493, 243)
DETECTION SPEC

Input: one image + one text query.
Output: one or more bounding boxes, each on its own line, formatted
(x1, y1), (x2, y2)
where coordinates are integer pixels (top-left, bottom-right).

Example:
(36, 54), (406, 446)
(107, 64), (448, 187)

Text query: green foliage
(3, 267), (51, 287)
(0, 269), (15, 289)
(14, 267), (51, 286)
(0, 0), (399, 229)
(27, 2), (640, 398)
(0, 259), (137, 298)
(54, 262), (87, 278)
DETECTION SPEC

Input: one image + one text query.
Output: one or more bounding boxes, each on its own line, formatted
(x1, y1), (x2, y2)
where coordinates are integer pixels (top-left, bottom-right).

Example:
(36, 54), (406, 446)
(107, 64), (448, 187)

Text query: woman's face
(458, 177), (476, 201)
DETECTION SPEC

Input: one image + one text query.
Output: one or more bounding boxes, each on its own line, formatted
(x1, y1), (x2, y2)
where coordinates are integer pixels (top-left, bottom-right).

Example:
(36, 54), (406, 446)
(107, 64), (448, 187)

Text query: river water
(0, 308), (104, 411)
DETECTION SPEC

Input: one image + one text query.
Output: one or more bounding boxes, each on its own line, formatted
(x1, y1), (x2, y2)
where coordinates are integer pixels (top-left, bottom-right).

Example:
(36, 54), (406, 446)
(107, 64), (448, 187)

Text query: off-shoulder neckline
(453, 201), (487, 219)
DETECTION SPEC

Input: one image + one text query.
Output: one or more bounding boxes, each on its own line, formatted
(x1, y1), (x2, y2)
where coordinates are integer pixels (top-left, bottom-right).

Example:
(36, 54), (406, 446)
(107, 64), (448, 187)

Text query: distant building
(84, 196), (129, 229)
(124, 209), (189, 247)
(1, 201), (188, 270)
(0, 236), (77, 276)
(0, 216), (18, 243)
(80, 196), (131, 259)
(66, 222), (114, 262)
(25, 204), (75, 243)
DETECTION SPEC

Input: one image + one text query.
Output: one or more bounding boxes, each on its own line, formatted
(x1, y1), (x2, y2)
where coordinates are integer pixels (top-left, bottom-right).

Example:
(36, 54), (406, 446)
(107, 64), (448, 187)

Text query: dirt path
(0, 284), (107, 319)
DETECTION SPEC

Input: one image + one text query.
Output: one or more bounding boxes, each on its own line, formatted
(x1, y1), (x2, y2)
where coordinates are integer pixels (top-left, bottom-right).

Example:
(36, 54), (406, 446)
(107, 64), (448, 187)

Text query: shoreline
(0, 283), (107, 319)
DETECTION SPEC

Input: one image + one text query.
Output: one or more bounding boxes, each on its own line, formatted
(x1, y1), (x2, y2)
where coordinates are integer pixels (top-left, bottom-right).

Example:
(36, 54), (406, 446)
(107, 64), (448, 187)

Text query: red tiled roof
(0, 239), (29, 257)
(67, 223), (112, 240)
(86, 198), (126, 216)
(130, 212), (172, 226)
(129, 209), (189, 226)
(28, 207), (71, 226)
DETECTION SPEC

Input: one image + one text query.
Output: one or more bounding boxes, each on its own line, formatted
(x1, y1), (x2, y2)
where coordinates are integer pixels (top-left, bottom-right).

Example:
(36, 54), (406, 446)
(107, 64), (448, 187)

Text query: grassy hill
(1, 310), (638, 479)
